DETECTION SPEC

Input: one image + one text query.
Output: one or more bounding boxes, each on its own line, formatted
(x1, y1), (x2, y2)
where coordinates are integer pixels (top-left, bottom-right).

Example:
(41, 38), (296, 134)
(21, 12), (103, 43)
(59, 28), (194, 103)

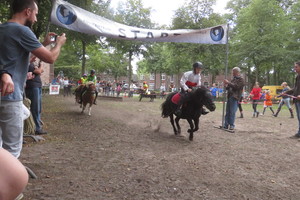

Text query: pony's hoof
(187, 129), (192, 133)
(189, 135), (193, 141)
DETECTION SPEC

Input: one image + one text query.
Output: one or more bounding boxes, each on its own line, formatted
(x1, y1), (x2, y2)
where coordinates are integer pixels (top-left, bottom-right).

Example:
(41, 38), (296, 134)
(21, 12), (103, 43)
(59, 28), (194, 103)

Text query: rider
(175, 61), (208, 116)
(143, 81), (149, 94)
(79, 74), (87, 85)
(78, 69), (98, 104)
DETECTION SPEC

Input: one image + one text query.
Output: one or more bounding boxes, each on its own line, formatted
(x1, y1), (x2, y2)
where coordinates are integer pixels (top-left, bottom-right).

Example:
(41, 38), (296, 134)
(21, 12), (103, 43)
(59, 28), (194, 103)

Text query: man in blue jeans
(285, 61), (300, 138)
(26, 61), (47, 135)
(0, 0), (66, 158)
(223, 67), (244, 130)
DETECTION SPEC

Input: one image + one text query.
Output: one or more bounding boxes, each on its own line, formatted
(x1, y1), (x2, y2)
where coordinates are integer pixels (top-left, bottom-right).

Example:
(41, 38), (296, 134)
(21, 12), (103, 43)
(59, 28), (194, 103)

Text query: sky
(110, 0), (229, 26)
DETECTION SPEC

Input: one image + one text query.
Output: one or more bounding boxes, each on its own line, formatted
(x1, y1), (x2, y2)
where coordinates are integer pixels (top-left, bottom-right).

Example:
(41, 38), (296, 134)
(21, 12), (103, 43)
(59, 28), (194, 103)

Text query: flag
(51, 0), (228, 44)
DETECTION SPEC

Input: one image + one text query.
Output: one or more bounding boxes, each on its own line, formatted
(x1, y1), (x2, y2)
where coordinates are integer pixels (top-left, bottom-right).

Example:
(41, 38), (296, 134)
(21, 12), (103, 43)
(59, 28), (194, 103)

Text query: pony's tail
(161, 93), (175, 118)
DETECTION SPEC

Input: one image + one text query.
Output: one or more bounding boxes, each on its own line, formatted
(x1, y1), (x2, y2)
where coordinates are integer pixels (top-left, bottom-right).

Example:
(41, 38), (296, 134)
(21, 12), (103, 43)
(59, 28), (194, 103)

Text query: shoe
(291, 134), (300, 138)
(35, 130), (48, 135)
(15, 193), (24, 200)
(220, 125), (228, 129)
(201, 108), (209, 115)
(229, 126), (234, 130)
(256, 112), (259, 117)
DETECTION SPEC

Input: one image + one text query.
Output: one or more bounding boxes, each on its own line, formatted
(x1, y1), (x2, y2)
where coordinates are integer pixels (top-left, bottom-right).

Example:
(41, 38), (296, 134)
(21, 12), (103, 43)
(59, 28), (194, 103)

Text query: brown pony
(76, 82), (96, 115)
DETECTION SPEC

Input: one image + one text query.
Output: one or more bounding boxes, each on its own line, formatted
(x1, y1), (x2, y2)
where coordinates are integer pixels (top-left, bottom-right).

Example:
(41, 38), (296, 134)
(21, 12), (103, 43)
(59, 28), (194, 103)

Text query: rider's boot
(175, 105), (182, 116)
(201, 107), (209, 115)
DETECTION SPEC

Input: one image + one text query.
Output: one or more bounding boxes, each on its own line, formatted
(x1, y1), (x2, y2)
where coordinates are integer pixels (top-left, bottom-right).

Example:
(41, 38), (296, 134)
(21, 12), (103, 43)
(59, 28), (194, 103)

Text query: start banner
(50, 0), (228, 44)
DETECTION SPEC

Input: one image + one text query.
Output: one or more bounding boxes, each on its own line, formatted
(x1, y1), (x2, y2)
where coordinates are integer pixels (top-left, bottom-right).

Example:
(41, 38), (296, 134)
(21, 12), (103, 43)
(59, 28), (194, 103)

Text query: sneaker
(220, 125), (228, 129)
(35, 130), (48, 135)
(15, 193), (24, 200)
(291, 134), (300, 138)
(229, 126), (234, 130)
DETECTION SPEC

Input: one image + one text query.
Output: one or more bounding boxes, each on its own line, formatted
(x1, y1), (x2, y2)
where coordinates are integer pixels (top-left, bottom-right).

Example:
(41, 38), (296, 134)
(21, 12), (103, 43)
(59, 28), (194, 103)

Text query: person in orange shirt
(261, 90), (275, 115)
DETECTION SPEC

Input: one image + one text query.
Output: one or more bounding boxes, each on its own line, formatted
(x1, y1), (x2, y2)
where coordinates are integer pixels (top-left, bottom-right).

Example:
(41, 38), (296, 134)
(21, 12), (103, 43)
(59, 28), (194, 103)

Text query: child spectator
(261, 90), (275, 115)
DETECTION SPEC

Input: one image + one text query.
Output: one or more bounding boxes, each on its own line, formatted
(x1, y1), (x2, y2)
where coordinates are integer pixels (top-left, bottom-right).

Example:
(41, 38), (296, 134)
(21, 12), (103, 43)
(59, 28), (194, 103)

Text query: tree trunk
(128, 50), (133, 87)
(81, 40), (86, 75)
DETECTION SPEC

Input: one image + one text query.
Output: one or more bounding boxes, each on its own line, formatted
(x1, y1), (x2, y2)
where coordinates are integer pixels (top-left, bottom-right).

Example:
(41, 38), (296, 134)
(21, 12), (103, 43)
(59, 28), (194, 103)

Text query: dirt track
(21, 95), (300, 200)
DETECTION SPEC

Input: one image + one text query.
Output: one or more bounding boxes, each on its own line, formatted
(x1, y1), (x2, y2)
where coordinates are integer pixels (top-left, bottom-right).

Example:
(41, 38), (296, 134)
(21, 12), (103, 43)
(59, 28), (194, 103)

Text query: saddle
(171, 93), (181, 105)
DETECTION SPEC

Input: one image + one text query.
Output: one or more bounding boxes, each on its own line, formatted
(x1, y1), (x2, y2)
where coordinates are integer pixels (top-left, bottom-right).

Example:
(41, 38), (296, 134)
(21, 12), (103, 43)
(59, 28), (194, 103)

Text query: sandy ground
(21, 94), (300, 200)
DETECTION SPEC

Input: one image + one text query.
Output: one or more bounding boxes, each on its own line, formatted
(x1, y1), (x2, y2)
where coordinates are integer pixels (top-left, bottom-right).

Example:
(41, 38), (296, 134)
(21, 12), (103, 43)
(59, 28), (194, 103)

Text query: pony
(75, 82), (96, 115)
(161, 86), (216, 141)
(137, 89), (156, 102)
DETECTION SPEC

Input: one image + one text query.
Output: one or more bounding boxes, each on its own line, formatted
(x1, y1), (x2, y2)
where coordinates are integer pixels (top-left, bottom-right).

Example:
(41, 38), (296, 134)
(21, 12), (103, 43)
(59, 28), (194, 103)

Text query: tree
(231, 0), (291, 86)
(109, 0), (153, 86)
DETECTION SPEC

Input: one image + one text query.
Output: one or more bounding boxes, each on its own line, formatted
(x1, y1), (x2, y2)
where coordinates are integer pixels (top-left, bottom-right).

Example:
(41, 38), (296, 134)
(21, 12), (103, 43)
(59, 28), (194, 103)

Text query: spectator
(0, 0), (66, 158)
(223, 67), (245, 130)
(249, 82), (262, 118)
(63, 76), (69, 97)
(116, 83), (122, 97)
(284, 61), (300, 138)
(0, 148), (28, 200)
(261, 90), (275, 115)
(210, 83), (219, 101)
(273, 82), (294, 118)
(238, 91), (244, 118)
(25, 60), (47, 135)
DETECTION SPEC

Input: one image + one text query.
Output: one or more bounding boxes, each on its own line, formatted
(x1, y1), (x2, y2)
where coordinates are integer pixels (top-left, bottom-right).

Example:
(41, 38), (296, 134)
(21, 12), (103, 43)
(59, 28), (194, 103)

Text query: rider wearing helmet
(143, 81), (149, 94)
(175, 61), (208, 116)
(79, 74), (87, 85)
(86, 69), (97, 84)
(79, 69), (98, 104)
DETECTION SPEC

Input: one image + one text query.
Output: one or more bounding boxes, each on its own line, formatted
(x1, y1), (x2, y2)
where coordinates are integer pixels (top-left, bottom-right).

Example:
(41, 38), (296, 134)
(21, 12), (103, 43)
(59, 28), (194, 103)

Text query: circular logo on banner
(56, 5), (77, 25)
(210, 26), (224, 42)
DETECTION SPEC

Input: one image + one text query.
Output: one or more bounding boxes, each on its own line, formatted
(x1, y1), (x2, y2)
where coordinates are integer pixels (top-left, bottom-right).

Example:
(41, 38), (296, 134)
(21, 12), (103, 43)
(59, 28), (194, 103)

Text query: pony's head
(193, 86), (216, 112)
(86, 81), (96, 92)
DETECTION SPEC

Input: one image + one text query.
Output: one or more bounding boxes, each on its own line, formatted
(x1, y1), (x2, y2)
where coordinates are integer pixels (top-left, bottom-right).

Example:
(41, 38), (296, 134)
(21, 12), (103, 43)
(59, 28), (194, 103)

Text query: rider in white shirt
(175, 62), (208, 116)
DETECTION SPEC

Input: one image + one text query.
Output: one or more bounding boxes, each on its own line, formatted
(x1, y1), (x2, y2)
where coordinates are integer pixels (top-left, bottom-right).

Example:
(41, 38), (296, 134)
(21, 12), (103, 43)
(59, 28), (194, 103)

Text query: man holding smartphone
(0, 0), (66, 158)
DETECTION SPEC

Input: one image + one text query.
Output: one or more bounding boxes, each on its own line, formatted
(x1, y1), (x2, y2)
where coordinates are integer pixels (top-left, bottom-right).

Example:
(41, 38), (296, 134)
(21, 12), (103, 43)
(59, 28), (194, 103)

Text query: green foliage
(54, 65), (81, 80)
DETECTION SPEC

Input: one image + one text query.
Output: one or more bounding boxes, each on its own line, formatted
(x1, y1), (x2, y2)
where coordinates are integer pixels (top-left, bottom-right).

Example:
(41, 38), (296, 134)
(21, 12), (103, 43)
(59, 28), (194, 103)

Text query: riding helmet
(90, 69), (96, 74)
(193, 62), (204, 69)
(83, 74), (87, 77)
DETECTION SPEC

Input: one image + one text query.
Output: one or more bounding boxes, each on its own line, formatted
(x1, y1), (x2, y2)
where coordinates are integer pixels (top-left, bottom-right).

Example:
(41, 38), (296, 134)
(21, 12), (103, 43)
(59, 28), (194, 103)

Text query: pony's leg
(175, 116), (181, 134)
(193, 118), (199, 132)
(139, 94), (142, 101)
(169, 114), (178, 135)
(88, 104), (92, 116)
(81, 104), (86, 114)
(187, 118), (194, 141)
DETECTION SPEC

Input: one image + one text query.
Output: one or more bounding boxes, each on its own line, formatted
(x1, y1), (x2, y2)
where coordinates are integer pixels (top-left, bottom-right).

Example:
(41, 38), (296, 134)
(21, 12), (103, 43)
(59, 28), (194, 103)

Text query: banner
(49, 84), (60, 95)
(50, 0), (227, 44)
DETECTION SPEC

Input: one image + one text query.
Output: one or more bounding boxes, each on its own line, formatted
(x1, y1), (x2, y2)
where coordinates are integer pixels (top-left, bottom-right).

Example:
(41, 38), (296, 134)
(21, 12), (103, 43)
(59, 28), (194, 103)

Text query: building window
(140, 74), (144, 80)
(150, 73), (155, 80)
(149, 83), (154, 90)
(161, 73), (166, 80)
(169, 75), (174, 82)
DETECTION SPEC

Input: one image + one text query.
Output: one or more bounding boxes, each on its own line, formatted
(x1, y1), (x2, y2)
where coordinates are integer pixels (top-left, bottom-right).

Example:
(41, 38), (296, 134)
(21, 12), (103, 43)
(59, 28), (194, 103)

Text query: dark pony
(161, 86), (216, 141)
(75, 82), (96, 115)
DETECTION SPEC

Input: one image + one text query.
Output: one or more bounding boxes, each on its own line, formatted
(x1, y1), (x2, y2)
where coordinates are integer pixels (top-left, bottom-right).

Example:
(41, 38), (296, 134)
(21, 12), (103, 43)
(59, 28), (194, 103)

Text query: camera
(50, 35), (57, 42)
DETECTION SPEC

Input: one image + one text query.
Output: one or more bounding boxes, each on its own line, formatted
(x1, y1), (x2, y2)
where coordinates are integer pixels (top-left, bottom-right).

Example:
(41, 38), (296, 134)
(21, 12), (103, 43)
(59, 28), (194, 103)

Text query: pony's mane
(85, 81), (95, 86)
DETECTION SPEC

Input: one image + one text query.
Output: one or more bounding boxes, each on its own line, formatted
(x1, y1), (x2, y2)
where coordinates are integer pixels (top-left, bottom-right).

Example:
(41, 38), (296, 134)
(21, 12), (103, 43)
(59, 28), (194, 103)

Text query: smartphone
(50, 35), (57, 42)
